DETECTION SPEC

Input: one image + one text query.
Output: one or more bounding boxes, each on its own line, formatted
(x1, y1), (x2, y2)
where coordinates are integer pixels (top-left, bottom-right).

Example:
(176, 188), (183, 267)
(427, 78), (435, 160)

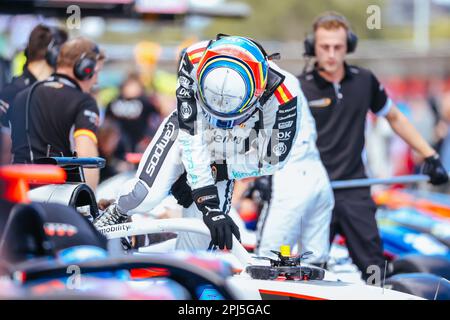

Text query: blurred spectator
(105, 72), (158, 153)
(439, 91), (450, 172)
(97, 118), (131, 182)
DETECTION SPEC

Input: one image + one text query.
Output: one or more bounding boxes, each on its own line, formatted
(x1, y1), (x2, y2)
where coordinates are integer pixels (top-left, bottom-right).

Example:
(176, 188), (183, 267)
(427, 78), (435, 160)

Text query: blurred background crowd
(0, 0), (449, 192)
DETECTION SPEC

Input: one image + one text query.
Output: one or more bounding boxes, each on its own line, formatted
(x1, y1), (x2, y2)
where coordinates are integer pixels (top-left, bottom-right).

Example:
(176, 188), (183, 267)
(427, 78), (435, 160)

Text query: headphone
(45, 26), (68, 68)
(73, 44), (100, 81)
(303, 13), (358, 57)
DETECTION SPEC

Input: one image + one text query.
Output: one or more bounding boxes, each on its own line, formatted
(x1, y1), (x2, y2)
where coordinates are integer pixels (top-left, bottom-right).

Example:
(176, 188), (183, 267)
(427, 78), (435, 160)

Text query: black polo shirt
(9, 73), (99, 163)
(0, 67), (37, 127)
(298, 64), (392, 181)
(105, 95), (157, 151)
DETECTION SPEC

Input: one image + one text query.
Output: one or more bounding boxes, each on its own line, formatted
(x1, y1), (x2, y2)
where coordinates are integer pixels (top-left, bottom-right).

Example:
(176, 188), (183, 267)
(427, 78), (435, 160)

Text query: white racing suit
(256, 86), (334, 263)
(112, 41), (305, 250)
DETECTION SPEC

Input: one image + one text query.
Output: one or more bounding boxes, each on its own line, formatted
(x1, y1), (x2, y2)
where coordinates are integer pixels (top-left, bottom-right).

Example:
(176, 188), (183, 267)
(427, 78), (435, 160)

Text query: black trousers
(330, 188), (386, 281)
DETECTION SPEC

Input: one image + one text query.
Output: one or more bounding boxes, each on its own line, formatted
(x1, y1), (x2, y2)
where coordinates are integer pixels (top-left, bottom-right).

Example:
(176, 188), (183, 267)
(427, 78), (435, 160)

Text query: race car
(0, 160), (440, 300)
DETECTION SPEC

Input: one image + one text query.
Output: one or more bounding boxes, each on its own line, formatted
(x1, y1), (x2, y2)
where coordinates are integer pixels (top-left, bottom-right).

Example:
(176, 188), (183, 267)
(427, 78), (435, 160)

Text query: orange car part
(0, 165), (66, 203)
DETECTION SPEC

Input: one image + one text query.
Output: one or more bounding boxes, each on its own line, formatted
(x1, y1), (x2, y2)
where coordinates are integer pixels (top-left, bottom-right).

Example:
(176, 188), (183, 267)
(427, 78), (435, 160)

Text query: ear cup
(44, 26), (68, 68)
(303, 30), (358, 56)
(303, 34), (315, 57)
(346, 30), (358, 54)
(45, 42), (60, 68)
(73, 55), (97, 81)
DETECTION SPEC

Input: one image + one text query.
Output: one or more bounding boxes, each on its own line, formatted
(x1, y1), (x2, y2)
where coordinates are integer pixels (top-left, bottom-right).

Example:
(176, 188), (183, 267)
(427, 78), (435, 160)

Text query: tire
(392, 254), (450, 280)
(385, 273), (450, 300)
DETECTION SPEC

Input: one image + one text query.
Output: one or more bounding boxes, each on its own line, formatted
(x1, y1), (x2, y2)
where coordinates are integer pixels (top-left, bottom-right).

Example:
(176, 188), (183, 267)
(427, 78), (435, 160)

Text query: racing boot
(93, 203), (128, 228)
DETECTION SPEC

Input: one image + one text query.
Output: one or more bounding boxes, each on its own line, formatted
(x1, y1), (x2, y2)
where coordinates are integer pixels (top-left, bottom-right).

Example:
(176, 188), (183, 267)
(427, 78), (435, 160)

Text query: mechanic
(253, 81), (334, 265)
(298, 12), (448, 280)
(94, 35), (305, 251)
(0, 24), (68, 163)
(8, 37), (105, 190)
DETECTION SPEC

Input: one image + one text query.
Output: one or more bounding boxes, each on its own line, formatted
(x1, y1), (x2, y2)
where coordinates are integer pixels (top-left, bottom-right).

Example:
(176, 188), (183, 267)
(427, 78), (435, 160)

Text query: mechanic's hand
(170, 172), (194, 208)
(97, 198), (115, 211)
(203, 209), (240, 250)
(422, 154), (449, 185)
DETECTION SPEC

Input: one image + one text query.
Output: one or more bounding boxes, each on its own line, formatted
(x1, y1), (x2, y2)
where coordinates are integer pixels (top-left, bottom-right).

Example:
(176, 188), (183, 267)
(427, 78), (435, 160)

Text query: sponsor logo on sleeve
(277, 131), (292, 141)
(144, 122), (176, 178)
(272, 142), (287, 157)
(179, 76), (192, 89)
(279, 121), (293, 130)
(180, 102), (193, 120)
(197, 194), (217, 204)
(177, 87), (193, 99)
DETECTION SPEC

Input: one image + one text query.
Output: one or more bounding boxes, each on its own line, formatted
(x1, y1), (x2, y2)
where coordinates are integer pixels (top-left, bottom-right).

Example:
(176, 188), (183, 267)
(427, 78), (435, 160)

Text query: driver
(94, 35), (307, 251)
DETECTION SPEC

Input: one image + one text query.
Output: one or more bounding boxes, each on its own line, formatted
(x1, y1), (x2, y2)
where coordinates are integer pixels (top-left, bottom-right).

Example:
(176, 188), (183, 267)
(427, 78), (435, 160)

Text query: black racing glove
(170, 172), (194, 208)
(170, 162), (229, 208)
(421, 154), (449, 185)
(193, 185), (240, 250)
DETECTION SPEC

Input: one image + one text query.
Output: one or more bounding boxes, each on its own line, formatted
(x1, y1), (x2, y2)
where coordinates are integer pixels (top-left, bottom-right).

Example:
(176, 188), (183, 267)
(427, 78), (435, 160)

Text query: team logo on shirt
(180, 102), (193, 120)
(272, 142), (287, 157)
(309, 98), (332, 108)
(84, 110), (100, 126)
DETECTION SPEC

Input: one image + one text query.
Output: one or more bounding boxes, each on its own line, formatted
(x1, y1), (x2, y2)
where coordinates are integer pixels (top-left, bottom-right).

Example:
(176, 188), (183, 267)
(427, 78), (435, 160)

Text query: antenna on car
(433, 277), (449, 300)
(382, 260), (388, 294)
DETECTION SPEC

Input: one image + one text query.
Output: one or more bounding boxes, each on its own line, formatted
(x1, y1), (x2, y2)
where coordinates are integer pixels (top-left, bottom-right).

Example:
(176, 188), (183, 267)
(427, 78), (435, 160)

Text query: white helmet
(196, 36), (269, 129)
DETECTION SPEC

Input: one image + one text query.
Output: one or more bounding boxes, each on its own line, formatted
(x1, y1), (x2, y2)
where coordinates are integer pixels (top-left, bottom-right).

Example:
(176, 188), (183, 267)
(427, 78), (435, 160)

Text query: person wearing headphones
(298, 12), (448, 281)
(8, 37), (105, 190)
(0, 24), (68, 164)
(94, 35), (306, 251)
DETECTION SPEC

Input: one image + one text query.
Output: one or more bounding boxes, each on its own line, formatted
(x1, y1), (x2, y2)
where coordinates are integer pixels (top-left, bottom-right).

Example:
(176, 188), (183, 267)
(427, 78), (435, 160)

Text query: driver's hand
(98, 198), (115, 211)
(203, 209), (240, 250)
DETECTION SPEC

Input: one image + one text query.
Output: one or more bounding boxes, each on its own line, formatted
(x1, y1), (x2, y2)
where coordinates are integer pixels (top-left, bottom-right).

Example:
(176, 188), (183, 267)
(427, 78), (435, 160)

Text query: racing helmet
(196, 36), (269, 129)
